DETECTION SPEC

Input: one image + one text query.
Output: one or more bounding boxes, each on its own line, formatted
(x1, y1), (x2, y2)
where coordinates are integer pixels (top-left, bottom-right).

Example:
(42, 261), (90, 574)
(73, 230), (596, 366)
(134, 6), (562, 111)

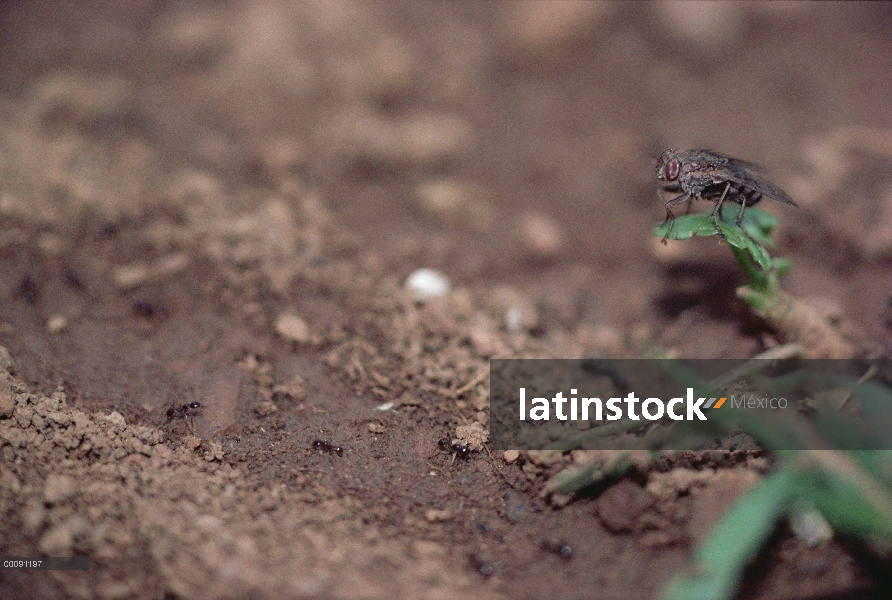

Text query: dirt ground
(2, 2), (892, 599)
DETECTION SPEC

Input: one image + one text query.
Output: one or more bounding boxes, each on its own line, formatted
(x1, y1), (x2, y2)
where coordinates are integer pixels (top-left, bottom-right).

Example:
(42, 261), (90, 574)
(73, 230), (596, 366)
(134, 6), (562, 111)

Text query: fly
(655, 149), (798, 244)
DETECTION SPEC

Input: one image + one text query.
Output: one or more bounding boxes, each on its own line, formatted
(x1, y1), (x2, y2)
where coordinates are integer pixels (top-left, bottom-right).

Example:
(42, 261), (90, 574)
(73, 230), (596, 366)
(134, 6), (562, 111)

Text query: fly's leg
(734, 198), (765, 246)
(661, 191), (691, 244)
(710, 182), (732, 242)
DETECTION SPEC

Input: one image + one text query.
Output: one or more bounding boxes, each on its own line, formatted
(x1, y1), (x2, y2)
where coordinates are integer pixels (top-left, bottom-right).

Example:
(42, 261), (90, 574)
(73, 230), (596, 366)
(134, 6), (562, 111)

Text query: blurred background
(2, 1), (892, 358)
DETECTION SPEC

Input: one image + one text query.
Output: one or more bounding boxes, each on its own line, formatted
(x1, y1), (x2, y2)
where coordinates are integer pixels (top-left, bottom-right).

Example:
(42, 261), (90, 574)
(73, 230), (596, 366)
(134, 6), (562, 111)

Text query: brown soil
(1, 2), (892, 599)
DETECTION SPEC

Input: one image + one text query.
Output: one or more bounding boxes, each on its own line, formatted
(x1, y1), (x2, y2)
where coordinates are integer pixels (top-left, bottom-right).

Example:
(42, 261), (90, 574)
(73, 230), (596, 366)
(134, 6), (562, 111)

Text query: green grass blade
(662, 468), (803, 600)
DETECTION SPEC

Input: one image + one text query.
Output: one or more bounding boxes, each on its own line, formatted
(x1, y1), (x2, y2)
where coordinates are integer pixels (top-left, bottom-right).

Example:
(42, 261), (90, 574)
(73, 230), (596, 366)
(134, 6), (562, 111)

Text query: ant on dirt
(437, 438), (470, 462)
(312, 439), (344, 456)
(166, 401), (202, 419)
(163, 401), (202, 433)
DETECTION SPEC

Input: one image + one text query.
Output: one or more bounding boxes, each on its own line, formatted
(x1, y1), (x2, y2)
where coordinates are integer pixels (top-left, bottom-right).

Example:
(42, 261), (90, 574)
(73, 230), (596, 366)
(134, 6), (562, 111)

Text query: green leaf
(662, 468), (804, 600)
(719, 223), (772, 271)
(807, 471), (892, 541)
(653, 206), (778, 271)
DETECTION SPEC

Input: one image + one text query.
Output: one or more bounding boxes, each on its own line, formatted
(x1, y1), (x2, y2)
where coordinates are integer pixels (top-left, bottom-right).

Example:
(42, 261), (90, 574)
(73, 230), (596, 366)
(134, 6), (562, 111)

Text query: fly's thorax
(679, 172), (715, 196)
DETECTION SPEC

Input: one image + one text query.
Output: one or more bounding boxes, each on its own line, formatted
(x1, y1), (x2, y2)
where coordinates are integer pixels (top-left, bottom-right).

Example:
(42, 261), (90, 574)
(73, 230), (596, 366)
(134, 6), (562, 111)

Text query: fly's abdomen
(702, 182), (763, 207)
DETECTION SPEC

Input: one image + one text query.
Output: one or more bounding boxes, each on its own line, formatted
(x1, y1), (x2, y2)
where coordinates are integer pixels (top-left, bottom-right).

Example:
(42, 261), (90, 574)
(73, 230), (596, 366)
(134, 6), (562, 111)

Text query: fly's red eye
(665, 158), (680, 181)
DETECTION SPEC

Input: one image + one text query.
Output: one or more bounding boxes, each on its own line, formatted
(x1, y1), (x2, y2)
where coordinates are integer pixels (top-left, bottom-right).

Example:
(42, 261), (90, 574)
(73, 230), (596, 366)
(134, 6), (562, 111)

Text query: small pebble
(404, 268), (450, 303)
(518, 211), (564, 260)
(425, 508), (453, 522)
(503, 449), (520, 464)
(275, 313), (310, 344)
(47, 314), (67, 333)
(596, 480), (654, 533)
(112, 263), (151, 289)
(415, 179), (466, 218)
(790, 510), (833, 546)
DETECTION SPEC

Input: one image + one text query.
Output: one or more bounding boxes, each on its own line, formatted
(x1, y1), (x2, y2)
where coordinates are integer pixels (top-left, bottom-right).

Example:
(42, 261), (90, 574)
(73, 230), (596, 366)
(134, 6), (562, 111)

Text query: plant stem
(729, 243), (770, 294)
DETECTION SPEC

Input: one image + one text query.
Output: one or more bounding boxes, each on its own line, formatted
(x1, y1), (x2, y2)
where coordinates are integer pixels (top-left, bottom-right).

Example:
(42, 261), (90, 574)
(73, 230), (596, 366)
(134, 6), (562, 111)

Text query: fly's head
(656, 149), (681, 183)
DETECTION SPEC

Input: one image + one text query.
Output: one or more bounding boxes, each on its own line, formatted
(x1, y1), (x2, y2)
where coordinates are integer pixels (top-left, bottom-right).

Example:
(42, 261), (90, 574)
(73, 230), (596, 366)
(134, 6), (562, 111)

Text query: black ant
(166, 401), (202, 419)
(312, 439), (343, 456)
(164, 401), (202, 432)
(438, 438), (470, 462)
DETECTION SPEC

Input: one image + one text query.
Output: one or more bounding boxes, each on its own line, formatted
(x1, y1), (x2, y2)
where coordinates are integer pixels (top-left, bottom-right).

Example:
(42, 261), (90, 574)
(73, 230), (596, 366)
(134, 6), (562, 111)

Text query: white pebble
(789, 509), (833, 546)
(404, 268), (450, 302)
(275, 313), (310, 344)
(504, 307), (523, 333)
(47, 314), (67, 334)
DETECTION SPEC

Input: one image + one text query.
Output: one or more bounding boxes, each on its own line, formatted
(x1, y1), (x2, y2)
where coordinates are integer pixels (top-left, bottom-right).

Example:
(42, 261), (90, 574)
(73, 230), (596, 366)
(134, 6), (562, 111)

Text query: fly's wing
(730, 171), (797, 206)
(724, 156), (769, 174)
(697, 150), (770, 174)
(713, 161), (798, 206)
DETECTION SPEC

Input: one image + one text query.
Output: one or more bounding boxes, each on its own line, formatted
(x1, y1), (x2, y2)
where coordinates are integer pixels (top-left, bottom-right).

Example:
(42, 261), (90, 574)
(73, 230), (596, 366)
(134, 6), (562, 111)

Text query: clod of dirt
(504, 491), (528, 523)
(595, 480), (655, 533)
(455, 422), (488, 451)
(43, 474), (78, 505)
(272, 375), (307, 402)
(518, 210), (565, 261)
(0, 378), (14, 418)
(112, 253), (190, 290)
(425, 508), (453, 522)
(525, 450), (566, 468)
(468, 319), (509, 357)
(203, 441), (225, 462)
(414, 178), (491, 225)
(253, 400), (279, 417)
